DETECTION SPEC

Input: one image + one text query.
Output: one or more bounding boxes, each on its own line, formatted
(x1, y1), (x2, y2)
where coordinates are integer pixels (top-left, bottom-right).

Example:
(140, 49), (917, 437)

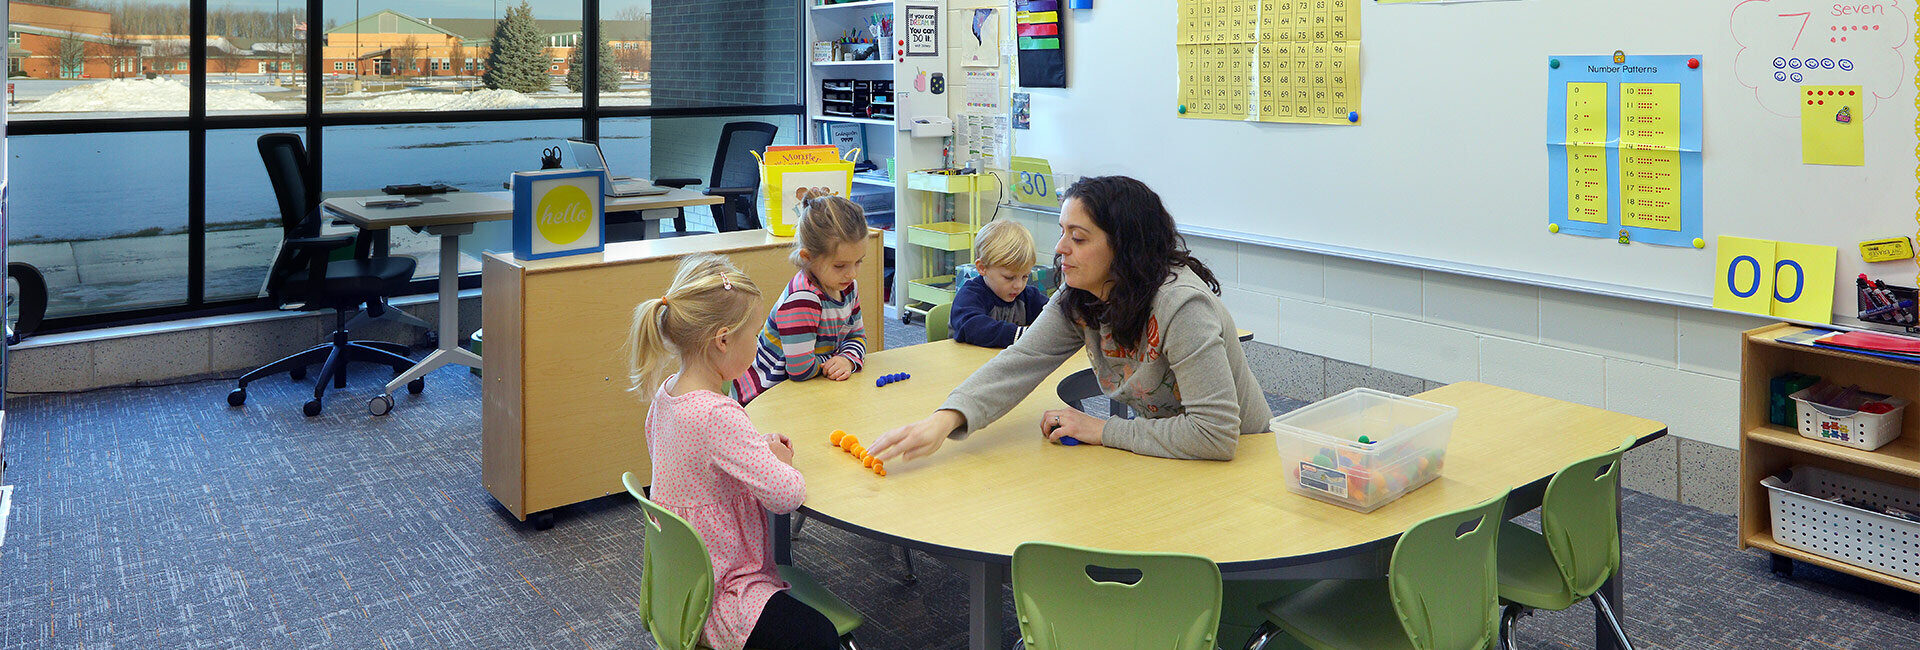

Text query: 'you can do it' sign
(513, 168), (606, 260)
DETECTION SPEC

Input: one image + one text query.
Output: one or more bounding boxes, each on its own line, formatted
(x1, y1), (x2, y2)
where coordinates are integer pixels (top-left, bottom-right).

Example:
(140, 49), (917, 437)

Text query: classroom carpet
(3, 322), (1918, 648)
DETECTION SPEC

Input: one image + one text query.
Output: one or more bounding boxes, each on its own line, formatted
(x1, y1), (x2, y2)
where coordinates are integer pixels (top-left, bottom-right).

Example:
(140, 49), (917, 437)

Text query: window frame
(8, 0), (805, 333)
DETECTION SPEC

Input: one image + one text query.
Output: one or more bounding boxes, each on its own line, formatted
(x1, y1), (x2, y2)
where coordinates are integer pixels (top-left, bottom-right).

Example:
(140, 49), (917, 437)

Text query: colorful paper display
(1712, 235), (1839, 323)
(1801, 85), (1864, 166)
(1546, 54), (1703, 248)
(1178, 0), (1361, 125)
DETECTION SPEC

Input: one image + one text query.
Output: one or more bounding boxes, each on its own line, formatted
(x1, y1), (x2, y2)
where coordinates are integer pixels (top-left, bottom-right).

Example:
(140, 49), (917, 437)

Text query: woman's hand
(768, 432), (795, 465)
(822, 356), (854, 381)
(1039, 408), (1105, 446)
(869, 410), (966, 462)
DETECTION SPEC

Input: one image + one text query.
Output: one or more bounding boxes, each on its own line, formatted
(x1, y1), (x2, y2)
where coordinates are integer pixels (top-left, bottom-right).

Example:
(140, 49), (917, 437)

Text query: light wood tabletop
(322, 187), (722, 230)
(745, 340), (1668, 568)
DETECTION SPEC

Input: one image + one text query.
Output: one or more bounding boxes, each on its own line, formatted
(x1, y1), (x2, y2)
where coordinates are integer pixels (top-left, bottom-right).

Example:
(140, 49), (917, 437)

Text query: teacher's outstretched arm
(868, 295), (1085, 462)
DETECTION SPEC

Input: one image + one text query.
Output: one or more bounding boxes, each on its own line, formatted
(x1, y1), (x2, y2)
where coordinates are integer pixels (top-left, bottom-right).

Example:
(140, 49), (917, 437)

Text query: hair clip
(723, 278), (734, 291)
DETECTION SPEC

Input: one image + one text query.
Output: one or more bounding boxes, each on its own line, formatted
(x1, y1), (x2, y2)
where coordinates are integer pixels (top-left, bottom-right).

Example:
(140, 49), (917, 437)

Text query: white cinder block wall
(1002, 207), (1761, 515)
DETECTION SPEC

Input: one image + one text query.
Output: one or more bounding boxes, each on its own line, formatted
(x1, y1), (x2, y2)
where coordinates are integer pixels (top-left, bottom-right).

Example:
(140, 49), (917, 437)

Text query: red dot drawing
(1819, 100), (1825, 105)
(1842, 37), (1847, 41)
(1850, 90), (1857, 95)
(1808, 99), (1815, 104)
(1832, 37), (1838, 42)
(1874, 24), (1881, 29)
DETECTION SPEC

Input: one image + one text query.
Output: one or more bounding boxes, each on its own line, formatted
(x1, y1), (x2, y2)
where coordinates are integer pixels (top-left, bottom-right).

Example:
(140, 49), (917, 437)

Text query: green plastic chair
(1493, 439), (1636, 650)
(621, 472), (866, 650)
(927, 302), (952, 342)
(1247, 493), (1509, 650)
(1012, 542), (1223, 650)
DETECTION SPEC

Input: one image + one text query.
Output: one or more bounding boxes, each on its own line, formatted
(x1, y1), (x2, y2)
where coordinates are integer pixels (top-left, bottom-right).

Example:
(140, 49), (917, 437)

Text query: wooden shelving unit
(1738, 323), (1920, 593)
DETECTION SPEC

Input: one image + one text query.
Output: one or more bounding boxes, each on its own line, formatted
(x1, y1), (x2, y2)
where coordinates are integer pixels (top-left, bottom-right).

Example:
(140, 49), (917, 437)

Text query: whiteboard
(1009, 0), (1917, 317)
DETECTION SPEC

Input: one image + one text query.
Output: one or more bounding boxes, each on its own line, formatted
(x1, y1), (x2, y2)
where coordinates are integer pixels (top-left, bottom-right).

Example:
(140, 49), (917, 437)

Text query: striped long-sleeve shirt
(733, 271), (865, 404)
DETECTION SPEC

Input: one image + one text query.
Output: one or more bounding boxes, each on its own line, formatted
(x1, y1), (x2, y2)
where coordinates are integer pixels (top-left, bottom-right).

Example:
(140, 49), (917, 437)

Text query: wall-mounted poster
(906, 6), (939, 57)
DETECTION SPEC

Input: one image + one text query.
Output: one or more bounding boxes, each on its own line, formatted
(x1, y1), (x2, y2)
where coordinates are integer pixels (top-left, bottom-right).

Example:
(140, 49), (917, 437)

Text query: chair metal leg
(354, 340), (413, 357)
(898, 545), (916, 583)
(840, 634), (862, 650)
(345, 342), (416, 372)
(1500, 604), (1526, 650)
(236, 344), (332, 386)
(314, 343), (349, 399)
(1587, 593), (1636, 650)
(791, 511), (807, 537)
(1243, 622), (1282, 650)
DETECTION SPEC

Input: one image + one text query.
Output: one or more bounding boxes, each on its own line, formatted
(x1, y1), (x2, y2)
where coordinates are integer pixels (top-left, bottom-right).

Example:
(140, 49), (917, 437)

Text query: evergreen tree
(564, 32), (620, 93)
(483, 1), (549, 93)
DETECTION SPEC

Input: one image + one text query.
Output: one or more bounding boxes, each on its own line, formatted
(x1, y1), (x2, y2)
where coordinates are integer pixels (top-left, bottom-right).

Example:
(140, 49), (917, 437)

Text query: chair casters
(408, 377), (425, 394)
(227, 388), (247, 407)
(290, 367), (307, 381)
(370, 394), (394, 416)
(303, 399), (322, 417)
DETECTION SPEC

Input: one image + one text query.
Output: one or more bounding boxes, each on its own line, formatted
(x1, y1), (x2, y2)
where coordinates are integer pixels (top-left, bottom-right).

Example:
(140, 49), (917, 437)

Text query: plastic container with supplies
(1763, 465), (1920, 582)
(1789, 386), (1908, 451)
(1271, 388), (1457, 513)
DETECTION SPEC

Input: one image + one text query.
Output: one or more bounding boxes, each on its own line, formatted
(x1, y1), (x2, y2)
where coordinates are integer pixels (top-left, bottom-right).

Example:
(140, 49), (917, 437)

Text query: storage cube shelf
(905, 221), (975, 251)
(1739, 323), (1920, 594)
(907, 275), (957, 305)
(907, 172), (980, 194)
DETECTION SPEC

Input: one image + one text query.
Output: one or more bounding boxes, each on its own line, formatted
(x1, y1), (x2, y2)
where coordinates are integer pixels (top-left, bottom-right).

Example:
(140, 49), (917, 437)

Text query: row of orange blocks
(829, 430), (886, 477)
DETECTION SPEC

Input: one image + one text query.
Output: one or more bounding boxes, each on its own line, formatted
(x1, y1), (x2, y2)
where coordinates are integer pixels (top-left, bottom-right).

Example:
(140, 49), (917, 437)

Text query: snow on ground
(16, 78), (289, 112)
(7, 75), (650, 115)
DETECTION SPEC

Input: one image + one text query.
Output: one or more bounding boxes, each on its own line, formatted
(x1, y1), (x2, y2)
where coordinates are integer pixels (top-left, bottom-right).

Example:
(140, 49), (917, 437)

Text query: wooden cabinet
(1739, 323), (1920, 592)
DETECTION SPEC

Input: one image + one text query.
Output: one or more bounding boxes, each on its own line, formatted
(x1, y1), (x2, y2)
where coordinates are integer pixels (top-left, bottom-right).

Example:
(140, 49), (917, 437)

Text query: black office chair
(654, 121), (778, 236)
(227, 133), (423, 417)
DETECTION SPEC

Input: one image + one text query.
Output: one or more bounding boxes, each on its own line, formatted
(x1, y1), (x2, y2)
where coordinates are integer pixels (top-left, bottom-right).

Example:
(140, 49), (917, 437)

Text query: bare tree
(104, 28), (140, 78)
(148, 40), (186, 76)
(214, 39), (247, 77)
(614, 43), (649, 80)
(449, 40), (467, 78)
(392, 35), (422, 77)
(56, 33), (87, 79)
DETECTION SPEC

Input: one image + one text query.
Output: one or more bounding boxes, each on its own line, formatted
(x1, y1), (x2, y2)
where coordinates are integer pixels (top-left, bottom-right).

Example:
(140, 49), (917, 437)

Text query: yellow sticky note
(1713, 236), (1778, 315)
(1773, 242), (1838, 324)
(1802, 85), (1864, 166)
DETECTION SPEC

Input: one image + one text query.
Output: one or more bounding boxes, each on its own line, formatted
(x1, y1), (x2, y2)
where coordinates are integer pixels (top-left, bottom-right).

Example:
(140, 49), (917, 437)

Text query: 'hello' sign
(513, 169), (606, 260)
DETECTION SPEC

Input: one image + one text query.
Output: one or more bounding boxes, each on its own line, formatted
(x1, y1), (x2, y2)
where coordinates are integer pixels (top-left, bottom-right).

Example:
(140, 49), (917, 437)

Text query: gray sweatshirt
(939, 265), (1272, 460)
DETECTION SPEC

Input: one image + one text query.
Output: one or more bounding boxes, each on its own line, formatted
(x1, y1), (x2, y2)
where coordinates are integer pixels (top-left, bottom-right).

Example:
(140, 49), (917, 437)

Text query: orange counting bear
(825, 431), (886, 477)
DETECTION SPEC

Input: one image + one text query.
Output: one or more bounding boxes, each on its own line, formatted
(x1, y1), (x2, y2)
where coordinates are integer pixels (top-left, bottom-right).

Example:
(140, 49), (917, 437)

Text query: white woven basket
(1762, 465), (1920, 582)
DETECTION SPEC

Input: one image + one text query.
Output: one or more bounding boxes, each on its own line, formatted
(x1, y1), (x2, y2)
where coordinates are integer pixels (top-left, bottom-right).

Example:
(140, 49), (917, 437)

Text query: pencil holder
(1857, 276), (1919, 332)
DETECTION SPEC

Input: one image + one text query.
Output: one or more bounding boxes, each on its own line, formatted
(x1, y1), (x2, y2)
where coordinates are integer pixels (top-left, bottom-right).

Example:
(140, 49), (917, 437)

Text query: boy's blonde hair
(972, 219), (1036, 271)
(627, 253), (763, 398)
(791, 193), (869, 268)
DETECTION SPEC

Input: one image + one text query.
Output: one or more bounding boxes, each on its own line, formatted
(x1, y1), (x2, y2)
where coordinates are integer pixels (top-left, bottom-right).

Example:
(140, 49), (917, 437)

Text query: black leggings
(743, 591), (841, 650)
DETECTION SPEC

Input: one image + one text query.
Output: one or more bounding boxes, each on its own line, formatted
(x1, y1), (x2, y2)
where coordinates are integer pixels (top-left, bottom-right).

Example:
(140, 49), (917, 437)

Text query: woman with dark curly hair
(869, 176), (1270, 462)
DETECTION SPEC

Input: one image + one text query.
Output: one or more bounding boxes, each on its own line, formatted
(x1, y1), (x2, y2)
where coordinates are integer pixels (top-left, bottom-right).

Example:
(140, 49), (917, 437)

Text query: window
(9, 0), (800, 330)
(7, 32), (18, 45)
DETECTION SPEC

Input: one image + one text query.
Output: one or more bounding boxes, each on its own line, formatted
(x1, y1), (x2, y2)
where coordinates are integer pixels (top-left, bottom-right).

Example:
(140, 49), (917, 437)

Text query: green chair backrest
(1011, 541), (1222, 650)
(927, 302), (952, 343)
(1388, 493), (1508, 650)
(623, 472), (715, 650)
(1539, 439), (1630, 600)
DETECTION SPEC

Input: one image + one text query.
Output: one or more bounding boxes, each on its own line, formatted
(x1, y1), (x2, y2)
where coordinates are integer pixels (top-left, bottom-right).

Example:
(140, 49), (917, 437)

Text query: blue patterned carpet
(2, 323), (1917, 649)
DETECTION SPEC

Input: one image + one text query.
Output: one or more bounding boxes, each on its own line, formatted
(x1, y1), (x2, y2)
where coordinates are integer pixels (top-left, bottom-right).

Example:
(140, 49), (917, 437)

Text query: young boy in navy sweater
(950, 220), (1049, 348)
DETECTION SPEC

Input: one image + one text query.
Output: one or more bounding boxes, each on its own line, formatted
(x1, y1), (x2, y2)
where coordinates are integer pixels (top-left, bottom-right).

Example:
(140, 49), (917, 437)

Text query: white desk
(322, 188), (722, 414)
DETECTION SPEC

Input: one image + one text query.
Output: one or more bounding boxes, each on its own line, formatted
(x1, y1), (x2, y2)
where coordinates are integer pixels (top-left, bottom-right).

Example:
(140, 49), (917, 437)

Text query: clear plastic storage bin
(1271, 388), (1458, 513)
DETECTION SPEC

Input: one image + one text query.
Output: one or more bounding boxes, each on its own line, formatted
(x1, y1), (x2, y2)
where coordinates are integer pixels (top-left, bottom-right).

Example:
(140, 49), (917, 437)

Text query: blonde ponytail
(626, 253), (764, 398)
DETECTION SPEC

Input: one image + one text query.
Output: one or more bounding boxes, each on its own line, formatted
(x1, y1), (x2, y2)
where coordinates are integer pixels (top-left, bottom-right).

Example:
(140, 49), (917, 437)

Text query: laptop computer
(566, 139), (671, 197)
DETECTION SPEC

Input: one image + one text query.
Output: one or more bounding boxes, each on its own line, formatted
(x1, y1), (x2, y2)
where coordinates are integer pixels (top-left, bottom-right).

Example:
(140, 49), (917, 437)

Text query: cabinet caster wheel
(227, 388), (246, 407)
(532, 512), (555, 531)
(290, 367), (306, 381)
(901, 312), (912, 324)
(303, 399), (322, 417)
(1770, 553), (1793, 577)
(408, 377), (425, 394)
(369, 394), (394, 416)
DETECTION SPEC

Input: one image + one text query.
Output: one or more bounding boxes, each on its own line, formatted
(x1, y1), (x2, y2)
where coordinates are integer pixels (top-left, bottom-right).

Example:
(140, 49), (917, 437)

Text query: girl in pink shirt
(629, 253), (840, 650)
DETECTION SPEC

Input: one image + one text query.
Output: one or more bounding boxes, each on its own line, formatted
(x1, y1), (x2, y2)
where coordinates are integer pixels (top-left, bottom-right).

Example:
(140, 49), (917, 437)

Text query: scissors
(541, 146), (563, 167)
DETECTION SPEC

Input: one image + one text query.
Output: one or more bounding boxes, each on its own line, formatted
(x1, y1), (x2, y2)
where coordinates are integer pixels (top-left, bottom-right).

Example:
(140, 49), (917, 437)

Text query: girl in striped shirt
(733, 194), (869, 404)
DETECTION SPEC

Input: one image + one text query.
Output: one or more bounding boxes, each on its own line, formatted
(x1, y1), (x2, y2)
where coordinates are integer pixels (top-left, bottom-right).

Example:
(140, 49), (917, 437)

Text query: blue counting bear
(876, 372), (912, 387)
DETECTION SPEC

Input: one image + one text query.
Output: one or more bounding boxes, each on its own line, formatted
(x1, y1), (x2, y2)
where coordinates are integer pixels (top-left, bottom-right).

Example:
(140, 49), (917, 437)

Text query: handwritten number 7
(1779, 12), (1811, 49)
